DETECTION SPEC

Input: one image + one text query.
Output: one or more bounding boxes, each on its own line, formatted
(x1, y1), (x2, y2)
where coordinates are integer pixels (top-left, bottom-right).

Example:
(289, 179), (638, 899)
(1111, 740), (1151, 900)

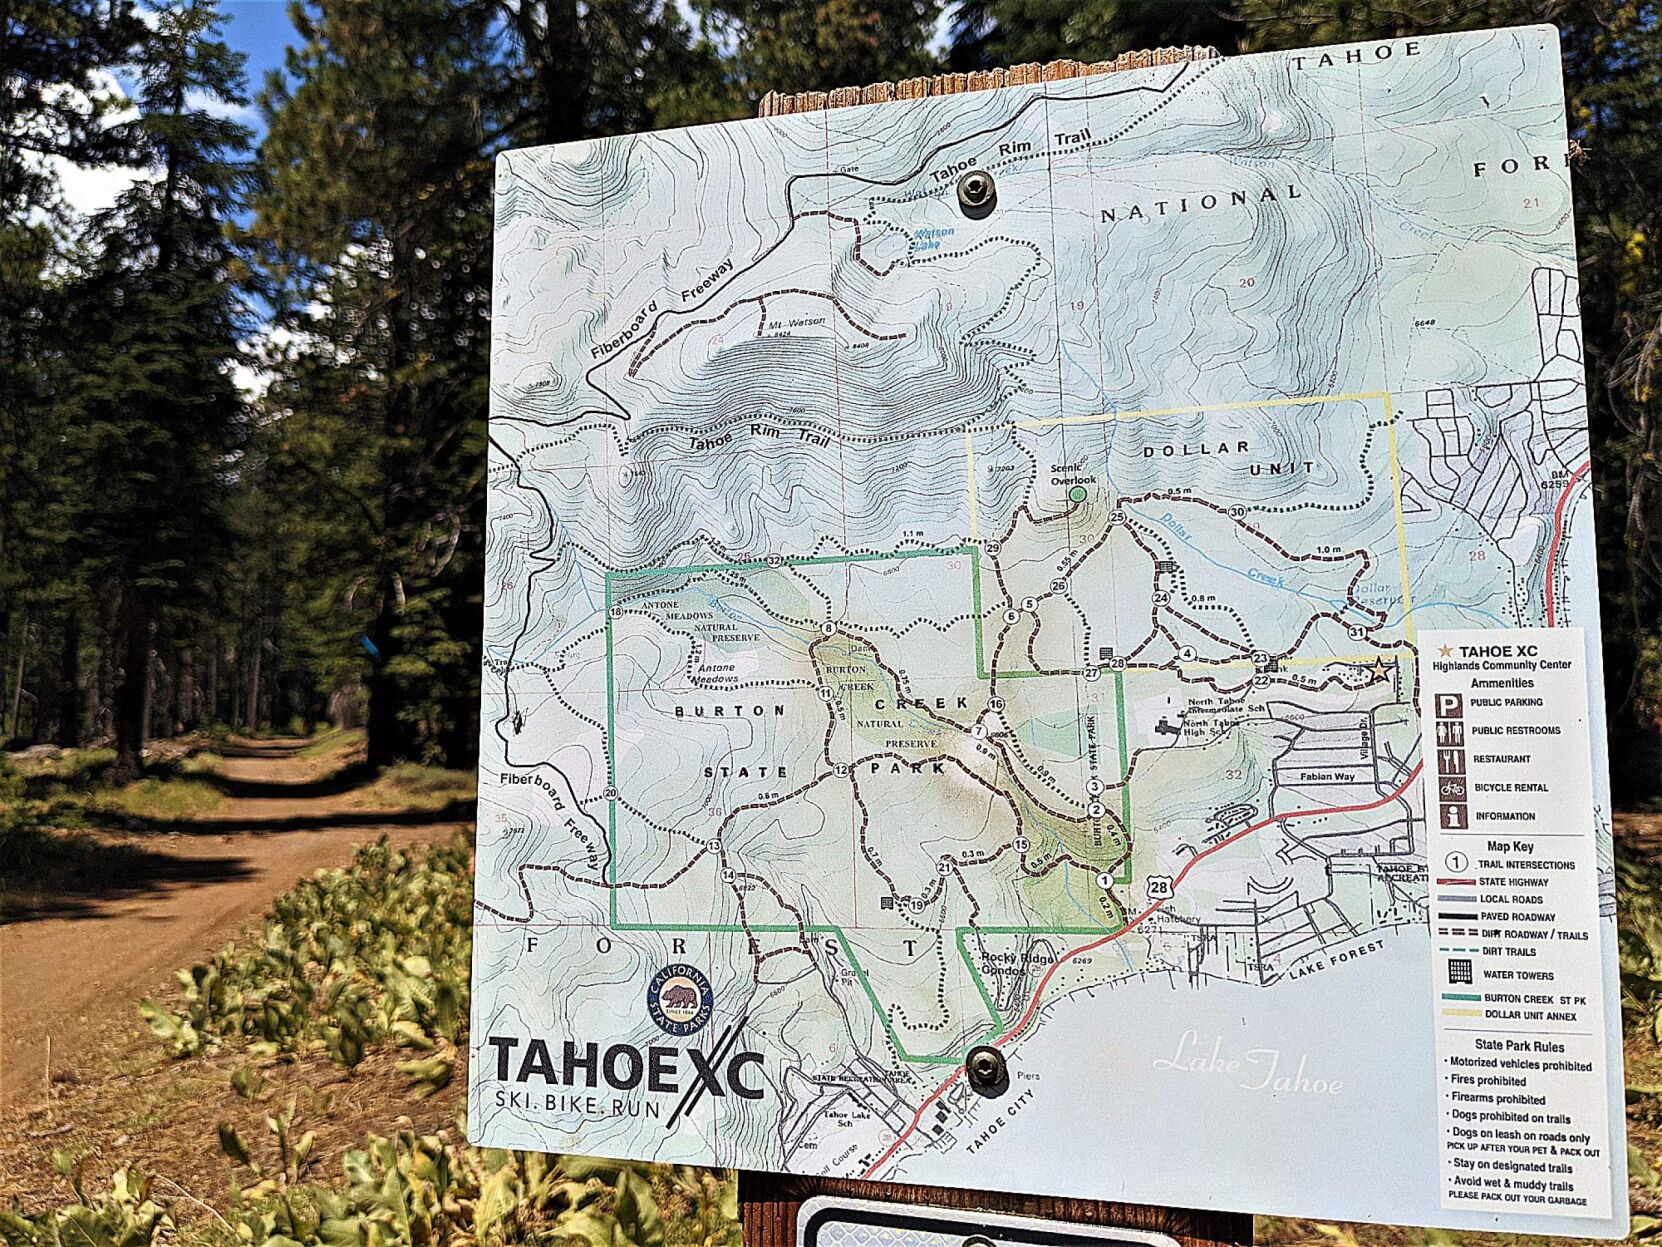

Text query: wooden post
(740, 46), (1246, 1247)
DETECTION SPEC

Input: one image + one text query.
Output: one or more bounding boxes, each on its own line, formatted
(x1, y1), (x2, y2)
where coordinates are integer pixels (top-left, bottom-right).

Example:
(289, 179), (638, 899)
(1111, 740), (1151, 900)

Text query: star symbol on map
(1438, 644), (1453, 657)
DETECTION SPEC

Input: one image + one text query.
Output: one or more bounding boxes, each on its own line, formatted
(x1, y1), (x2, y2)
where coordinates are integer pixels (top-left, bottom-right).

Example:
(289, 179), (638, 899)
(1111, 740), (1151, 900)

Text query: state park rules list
(1419, 628), (1616, 1220)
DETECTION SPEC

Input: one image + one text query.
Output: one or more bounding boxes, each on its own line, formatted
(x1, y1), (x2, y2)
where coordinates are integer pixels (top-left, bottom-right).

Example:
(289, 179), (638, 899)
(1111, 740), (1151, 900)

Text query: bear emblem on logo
(646, 964), (713, 1036)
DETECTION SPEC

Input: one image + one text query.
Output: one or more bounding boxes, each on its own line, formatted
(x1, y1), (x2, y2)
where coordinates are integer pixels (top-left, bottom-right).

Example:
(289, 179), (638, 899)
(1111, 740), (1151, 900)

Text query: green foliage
(348, 763), (477, 814)
(1620, 850), (1662, 1039)
(0, 747), (232, 919)
(0, 1123), (741, 1247)
(0, 1170), (173, 1247)
(693, 0), (941, 100)
(949, 0), (1236, 73)
(1630, 1139), (1662, 1237)
(97, 819), (745, 1247)
(139, 836), (472, 1074)
(10, 747), (118, 794)
(0, 1), (144, 218)
(0, 756), (26, 831)
(50, 0), (254, 780)
(250, 0), (500, 769)
(93, 774), (223, 821)
(211, 1120), (740, 1247)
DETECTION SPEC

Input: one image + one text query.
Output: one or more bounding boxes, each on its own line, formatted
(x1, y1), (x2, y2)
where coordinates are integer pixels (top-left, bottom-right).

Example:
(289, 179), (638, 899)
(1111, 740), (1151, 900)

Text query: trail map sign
(472, 25), (1628, 1237)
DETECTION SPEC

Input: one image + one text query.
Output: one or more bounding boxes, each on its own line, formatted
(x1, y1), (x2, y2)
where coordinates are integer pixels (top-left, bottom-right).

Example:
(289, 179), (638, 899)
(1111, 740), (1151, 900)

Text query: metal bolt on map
(965, 1044), (1009, 1098)
(956, 170), (996, 218)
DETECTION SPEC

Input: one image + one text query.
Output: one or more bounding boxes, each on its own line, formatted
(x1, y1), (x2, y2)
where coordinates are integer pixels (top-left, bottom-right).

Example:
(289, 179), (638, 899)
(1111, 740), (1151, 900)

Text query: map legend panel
(1420, 628), (1613, 1219)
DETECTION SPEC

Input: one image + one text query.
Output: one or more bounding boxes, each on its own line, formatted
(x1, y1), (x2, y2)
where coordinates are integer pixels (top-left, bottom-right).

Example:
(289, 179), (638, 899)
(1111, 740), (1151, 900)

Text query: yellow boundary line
(1012, 390), (1392, 429)
(1383, 392), (1418, 644)
(966, 390), (1418, 647)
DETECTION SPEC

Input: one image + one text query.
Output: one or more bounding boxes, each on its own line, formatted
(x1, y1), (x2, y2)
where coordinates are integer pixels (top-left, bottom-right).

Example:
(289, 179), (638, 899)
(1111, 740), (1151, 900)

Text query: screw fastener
(956, 170), (997, 218)
(964, 1043), (1009, 1097)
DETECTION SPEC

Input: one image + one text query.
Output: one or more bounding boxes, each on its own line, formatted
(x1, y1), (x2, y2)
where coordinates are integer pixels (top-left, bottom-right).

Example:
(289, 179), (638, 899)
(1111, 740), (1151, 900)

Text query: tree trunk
(164, 639), (183, 735)
(96, 640), (113, 741)
(56, 608), (81, 747)
(150, 646), (170, 739)
(0, 610), (9, 735)
(178, 646), (196, 730)
(7, 609), (27, 743)
(142, 643), (155, 743)
(364, 588), (399, 770)
(207, 641), (219, 725)
(230, 643), (243, 729)
(245, 630), (262, 731)
(110, 597), (149, 784)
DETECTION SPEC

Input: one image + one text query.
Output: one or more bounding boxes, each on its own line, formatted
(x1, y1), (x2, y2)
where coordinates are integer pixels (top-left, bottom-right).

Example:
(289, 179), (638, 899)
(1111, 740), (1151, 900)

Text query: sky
(222, 0), (295, 133)
(59, 1), (293, 220)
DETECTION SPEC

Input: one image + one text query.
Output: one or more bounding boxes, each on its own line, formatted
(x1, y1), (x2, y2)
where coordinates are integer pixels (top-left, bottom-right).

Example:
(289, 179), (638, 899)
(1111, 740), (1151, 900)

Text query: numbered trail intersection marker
(472, 25), (1627, 1238)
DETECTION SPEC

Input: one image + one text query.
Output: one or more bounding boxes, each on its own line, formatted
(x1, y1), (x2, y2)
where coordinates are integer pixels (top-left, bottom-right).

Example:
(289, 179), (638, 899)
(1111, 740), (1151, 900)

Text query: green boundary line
(1113, 669), (1133, 887)
(601, 545), (1131, 1064)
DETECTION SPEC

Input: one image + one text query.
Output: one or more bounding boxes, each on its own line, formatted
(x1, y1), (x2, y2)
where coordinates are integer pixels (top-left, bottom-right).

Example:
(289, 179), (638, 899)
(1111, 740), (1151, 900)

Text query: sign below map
(472, 25), (1627, 1238)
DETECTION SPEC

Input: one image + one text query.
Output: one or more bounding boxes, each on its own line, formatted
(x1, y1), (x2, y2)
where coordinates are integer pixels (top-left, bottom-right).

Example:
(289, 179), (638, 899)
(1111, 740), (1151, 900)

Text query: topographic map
(472, 26), (1626, 1236)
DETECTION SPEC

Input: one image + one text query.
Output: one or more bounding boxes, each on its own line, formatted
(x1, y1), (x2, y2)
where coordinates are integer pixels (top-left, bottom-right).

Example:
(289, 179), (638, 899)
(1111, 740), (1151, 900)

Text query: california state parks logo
(646, 964), (713, 1036)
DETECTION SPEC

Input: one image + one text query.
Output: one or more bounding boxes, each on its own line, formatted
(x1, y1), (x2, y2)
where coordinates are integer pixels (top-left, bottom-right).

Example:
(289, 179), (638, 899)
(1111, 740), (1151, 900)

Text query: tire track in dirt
(0, 738), (471, 1104)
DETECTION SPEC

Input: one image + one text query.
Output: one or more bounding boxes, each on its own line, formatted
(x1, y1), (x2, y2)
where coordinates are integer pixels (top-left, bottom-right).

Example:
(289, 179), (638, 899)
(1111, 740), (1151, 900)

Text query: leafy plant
(140, 835), (473, 1069)
(203, 1112), (740, 1247)
(1631, 1142), (1662, 1238)
(0, 1170), (172, 1247)
(1618, 850), (1662, 1039)
(115, 825), (745, 1247)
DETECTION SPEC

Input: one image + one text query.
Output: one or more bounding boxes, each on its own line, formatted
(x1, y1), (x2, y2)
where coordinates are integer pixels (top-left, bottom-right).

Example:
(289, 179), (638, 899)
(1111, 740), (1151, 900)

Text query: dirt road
(0, 739), (470, 1103)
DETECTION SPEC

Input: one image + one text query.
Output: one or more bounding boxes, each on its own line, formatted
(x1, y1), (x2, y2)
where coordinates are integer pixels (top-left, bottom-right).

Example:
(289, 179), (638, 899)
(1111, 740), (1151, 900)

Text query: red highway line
(1544, 459), (1592, 628)
(861, 758), (1425, 1178)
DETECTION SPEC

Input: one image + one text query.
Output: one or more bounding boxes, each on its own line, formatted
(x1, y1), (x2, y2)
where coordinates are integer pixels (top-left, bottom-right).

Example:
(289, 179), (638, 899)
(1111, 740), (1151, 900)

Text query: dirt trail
(0, 739), (469, 1104)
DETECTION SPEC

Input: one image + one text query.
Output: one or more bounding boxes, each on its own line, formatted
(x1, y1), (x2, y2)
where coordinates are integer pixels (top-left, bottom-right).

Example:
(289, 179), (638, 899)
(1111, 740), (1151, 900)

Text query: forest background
(3, 0), (1659, 792)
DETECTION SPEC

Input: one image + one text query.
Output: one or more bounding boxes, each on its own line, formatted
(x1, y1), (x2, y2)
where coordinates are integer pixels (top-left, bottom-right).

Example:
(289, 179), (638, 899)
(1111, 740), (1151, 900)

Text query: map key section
(1419, 628), (1612, 1219)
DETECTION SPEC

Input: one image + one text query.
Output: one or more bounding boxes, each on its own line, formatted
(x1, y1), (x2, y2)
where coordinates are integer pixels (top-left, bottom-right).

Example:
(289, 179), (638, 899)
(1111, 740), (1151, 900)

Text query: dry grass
(0, 1020), (465, 1213)
(345, 762), (476, 814)
(92, 774), (223, 821)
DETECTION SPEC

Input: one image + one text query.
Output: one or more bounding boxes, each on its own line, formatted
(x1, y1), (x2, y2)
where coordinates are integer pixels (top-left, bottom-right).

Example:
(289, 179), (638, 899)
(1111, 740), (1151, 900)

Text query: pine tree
(255, 0), (498, 767)
(0, 0), (145, 215)
(948, 0), (1240, 72)
(0, 0), (146, 745)
(694, 0), (941, 99)
(489, 0), (741, 141)
(60, 0), (251, 781)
